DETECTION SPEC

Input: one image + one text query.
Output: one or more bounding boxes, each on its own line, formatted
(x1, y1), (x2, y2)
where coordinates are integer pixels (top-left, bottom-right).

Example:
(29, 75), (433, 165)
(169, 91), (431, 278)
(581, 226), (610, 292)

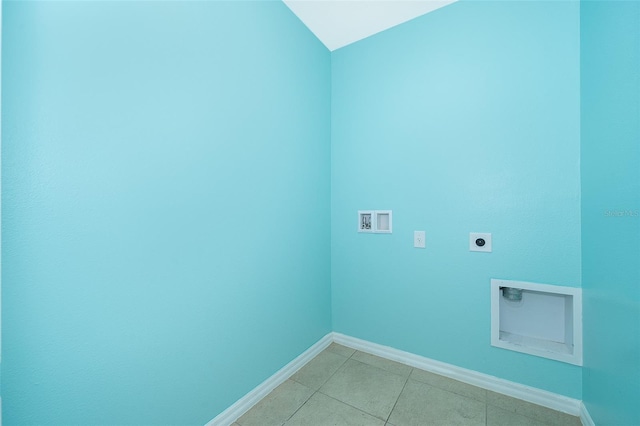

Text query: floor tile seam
(385, 367), (413, 424)
(294, 350), (350, 391)
(410, 369), (490, 400)
(282, 389), (318, 425)
(320, 352), (351, 388)
(346, 355), (412, 382)
(237, 380), (316, 426)
(485, 395), (488, 426)
(316, 389), (390, 423)
(400, 377), (491, 422)
(485, 401), (570, 426)
(393, 378), (490, 426)
(484, 389), (580, 424)
(289, 376), (312, 390)
(326, 347), (356, 359)
(406, 376), (488, 405)
(352, 350), (414, 379)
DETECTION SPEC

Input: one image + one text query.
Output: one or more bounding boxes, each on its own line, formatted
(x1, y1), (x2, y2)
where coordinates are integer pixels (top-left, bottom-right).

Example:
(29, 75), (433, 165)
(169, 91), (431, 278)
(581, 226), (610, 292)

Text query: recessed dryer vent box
(491, 279), (582, 366)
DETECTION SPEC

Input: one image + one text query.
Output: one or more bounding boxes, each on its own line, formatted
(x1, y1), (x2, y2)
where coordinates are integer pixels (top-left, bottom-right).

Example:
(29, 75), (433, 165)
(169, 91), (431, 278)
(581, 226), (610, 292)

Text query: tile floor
(233, 343), (583, 426)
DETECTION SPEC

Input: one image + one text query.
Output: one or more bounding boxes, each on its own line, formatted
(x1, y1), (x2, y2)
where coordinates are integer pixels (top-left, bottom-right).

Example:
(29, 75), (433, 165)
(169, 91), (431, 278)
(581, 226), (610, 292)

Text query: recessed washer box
(357, 210), (392, 233)
(491, 279), (583, 366)
(358, 211), (374, 232)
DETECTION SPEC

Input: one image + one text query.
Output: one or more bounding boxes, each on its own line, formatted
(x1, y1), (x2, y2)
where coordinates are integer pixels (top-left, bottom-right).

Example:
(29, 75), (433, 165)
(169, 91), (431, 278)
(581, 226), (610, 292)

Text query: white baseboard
(205, 333), (332, 426)
(207, 332), (587, 426)
(580, 402), (595, 426)
(332, 333), (583, 417)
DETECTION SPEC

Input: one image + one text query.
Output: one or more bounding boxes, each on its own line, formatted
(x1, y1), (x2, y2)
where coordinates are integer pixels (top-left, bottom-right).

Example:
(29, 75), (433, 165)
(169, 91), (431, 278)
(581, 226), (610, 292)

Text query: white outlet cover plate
(414, 231), (426, 248)
(470, 232), (492, 252)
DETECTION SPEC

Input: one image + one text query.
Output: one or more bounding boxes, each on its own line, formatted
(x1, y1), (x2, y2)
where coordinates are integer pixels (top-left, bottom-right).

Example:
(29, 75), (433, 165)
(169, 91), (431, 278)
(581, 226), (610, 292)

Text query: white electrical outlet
(414, 231), (426, 248)
(470, 232), (492, 252)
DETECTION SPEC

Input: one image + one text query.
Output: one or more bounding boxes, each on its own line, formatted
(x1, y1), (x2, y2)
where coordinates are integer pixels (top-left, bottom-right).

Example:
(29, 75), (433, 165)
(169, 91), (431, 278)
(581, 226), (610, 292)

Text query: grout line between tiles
(485, 398), (488, 426)
(282, 388), (317, 426)
(264, 345), (582, 426)
(321, 347), (414, 422)
(316, 391), (389, 424)
(385, 367), (413, 424)
(283, 348), (353, 425)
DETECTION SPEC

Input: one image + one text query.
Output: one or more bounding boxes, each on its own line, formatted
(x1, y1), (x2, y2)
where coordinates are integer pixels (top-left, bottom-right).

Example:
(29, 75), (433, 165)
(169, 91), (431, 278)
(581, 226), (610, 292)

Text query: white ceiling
(283, 0), (458, 51)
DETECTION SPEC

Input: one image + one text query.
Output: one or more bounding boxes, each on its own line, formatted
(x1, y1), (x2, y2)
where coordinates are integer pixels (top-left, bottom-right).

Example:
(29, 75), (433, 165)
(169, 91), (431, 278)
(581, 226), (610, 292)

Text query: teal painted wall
(0, 0), (2, 407)
(331, 1), (583, 398)
(1, 1), (331, 424)
(5, 0), (639, 422)
(581, 1), (640, 424)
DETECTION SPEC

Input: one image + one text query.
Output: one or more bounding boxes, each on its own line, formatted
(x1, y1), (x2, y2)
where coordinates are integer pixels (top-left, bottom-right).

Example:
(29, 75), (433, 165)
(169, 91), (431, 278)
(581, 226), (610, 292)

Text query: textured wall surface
(2, 2), (331, 424)
(581, 1), (640, 424)
(331, 1), (582, 398)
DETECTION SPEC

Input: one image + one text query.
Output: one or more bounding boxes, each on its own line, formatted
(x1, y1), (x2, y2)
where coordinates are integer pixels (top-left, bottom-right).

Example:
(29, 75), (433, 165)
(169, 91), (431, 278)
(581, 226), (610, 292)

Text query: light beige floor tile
(237, 380), (314, 426)
(285, 392), (385, 426)
(319, 359), (408, 420)
(487, 391), (582, 426)
(487, 404), (547, 426)
(558, 414), (583, 426)
(388, 379), (486, 426)
(326, 343), (356, 358)
(410, 368), (486, 402)
(290, 350), (349, 390)
(351, 351), (412, 378)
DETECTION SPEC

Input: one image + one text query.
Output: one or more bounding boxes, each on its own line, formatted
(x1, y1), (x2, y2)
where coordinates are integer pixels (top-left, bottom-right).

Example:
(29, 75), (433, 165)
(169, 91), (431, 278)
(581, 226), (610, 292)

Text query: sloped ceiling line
(283, 0), (458, 51)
